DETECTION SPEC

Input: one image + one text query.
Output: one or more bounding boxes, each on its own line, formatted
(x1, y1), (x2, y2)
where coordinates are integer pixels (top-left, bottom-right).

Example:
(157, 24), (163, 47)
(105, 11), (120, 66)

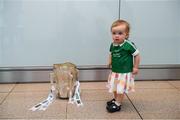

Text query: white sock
(115, 101), (121, 106)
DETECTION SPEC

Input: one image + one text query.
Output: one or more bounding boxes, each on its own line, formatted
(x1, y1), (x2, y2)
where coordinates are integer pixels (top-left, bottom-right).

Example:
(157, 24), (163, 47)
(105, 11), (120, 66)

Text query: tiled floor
(0, 81), (180, 119)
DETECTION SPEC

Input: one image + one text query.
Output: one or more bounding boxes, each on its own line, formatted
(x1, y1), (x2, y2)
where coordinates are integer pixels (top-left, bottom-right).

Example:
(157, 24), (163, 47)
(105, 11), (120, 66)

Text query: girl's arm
(108, 54), (112, 68)
(132, 54), (140, 75)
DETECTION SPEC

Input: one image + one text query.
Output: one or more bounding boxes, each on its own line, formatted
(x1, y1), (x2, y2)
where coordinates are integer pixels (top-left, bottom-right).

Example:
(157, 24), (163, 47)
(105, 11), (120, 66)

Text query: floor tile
(0, 93), (8, 104)
(127, 89), (180, 119)
(0, 92), (67, 119)
(168, 81), (180, 89)
(81, 82), (107, 90)
(81, 89), (113, 101)
(67, 100), (141, 119)
(1, 81), (180, 119)
(142, 113), (180, 119)
(0, 84), (16, 93)
(28, 100), (67, 119)
(135, 81), (174, 89)
(12, 83), (51, 93)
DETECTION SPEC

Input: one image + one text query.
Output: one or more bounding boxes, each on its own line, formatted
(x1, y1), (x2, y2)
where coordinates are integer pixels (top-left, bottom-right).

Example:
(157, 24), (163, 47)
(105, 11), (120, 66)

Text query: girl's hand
(132, 67), (139, 75)
(107, 64), (111, 68)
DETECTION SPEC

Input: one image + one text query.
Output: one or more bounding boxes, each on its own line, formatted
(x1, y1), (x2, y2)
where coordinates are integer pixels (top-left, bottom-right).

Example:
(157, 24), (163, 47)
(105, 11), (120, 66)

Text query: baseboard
(0, 65), (180, 83)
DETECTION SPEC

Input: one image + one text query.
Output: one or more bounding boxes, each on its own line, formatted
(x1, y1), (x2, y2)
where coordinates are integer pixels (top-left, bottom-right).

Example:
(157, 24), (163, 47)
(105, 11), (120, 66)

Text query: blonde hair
(111, 19), (130, 39)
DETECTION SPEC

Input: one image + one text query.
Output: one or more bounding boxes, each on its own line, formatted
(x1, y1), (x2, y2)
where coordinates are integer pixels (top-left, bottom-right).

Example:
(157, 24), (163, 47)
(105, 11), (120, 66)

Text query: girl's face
(111, 24), (127, 44)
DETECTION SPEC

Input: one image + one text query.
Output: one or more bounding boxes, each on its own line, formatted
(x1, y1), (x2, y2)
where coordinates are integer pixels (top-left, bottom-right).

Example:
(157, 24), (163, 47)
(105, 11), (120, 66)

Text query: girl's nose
(115, 34), (119, 38)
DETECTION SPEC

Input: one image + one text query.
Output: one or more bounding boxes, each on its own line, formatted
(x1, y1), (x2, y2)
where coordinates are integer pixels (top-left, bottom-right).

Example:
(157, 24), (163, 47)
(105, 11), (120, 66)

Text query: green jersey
(110, 40), (139, 73)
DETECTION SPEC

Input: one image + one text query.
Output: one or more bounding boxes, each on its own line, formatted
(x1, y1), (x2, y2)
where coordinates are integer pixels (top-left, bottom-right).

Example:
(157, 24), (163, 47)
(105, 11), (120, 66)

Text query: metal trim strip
(1, 64), (180, 71)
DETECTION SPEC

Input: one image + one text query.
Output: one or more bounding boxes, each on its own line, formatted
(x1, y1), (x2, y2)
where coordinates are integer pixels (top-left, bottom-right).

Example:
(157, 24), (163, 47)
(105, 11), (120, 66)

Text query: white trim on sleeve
(132, 49), (139, 56)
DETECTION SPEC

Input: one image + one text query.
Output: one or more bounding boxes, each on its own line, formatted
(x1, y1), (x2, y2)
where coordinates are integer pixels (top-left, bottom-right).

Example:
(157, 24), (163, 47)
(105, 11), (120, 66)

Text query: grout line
(66, 102), (68, 119)
(118, 0), (121, 19)
(167, 81), (180, 91)
(135, 88), (176, 89)
(81, 89), (108, 91)
(126, 94), (143, 120)
(0, 84), (17, 105)
(10, 90), (50, 93)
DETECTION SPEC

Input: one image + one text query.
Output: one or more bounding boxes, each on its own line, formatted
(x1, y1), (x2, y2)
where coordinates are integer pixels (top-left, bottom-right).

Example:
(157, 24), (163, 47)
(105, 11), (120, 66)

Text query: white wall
(0, 0), (4, 65)
(178, 13), (180, 63)
(120, 0), (180, 65)
(0, 0), (180, 67)
(0, 0), (119, 66)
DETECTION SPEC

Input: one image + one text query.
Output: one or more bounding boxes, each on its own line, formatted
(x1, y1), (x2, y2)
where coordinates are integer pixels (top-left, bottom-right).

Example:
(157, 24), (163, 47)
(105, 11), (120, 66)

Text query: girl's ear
(125, 32), (129, 39)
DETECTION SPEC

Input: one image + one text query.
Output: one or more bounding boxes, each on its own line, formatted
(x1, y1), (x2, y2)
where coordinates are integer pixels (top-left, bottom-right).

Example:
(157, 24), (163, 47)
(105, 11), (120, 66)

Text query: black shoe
(106, 98), (116, 106)
(107, 103), (121, 113)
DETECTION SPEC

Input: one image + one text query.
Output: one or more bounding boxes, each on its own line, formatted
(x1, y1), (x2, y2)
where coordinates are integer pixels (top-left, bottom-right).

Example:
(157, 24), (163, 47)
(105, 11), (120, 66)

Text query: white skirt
(107, 72), (135, 94)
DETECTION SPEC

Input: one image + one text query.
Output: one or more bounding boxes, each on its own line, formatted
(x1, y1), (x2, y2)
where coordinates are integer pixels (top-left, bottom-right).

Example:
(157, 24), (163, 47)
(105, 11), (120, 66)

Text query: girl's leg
(107, 93), (122, 113)
(116, 93), (124, 105)
(107, 91), (117, 105)
(113, 91), (117, 99)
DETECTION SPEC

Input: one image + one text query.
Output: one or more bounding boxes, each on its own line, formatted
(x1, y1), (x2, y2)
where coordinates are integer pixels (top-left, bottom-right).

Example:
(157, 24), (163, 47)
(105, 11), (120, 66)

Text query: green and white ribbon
(29, 85), (56, 111)
(29, 73), (83, 111)
(68, 81), (83, 106)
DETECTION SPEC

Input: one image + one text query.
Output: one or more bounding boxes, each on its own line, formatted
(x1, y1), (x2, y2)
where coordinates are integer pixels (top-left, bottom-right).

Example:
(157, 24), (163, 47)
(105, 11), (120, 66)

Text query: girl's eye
(112, 32), (116, 35)
(118, 32), (123, 35)
(112, 32), (123, 35)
